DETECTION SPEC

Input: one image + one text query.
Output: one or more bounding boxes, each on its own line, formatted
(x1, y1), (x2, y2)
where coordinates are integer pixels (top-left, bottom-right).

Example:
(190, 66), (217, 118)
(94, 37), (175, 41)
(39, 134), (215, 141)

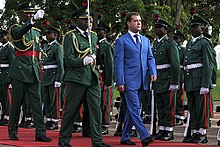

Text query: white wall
(214, 45), (220, 69)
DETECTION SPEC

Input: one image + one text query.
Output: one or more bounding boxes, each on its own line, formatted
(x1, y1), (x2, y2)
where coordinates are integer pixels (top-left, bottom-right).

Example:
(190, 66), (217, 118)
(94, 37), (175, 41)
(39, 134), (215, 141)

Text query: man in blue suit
(114, 12), (157, 147)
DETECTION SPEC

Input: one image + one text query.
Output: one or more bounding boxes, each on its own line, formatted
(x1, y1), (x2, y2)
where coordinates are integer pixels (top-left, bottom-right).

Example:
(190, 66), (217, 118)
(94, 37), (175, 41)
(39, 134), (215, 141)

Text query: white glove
(200, 87), (209, 95)
(104, 85), (111, 90)
(8, 84), (12, 89)
(54, 81), (61, 88)
(217, 128), (220, 141)
(213, 84), (217, 87)
(83, 56), (94, 65)
(90, 54), (96, 60)
(169, 85), (178, 91)
(34, 10), (45, 20)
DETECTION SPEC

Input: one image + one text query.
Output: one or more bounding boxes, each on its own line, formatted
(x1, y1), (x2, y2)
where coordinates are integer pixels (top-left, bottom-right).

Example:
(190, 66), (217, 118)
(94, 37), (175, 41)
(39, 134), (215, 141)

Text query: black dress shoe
(9, 134), (19, 140)
(35, 135), (52, 142)
(114, 130), (122, 136)
(218, 140), (220, 146)
(193, 133), (208, 144)
(142, 137), (154, 147)
(58, 142), (72, 147)
(120, 139), (136, 145)
(102, 126), (109, 135)
(45, 121), (52, 130)
(153, 130), (164, 140)
(0, 119), (8, 126)
(19, 120), (35, 128)
(47, 121), (58, 130)
(72, 124), (83, 133)
(95, 142), (112, 147)
(161, 131), (174, 141)
(130, 129), (138, 137)
(182, 133), (197, 143)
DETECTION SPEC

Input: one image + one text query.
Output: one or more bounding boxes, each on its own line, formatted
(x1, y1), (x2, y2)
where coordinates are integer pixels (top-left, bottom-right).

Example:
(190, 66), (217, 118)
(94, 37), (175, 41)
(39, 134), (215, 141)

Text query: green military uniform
(173, 31), (186, 124)
(142, 34), (154, 123)
(203, 32), (217, 119)
(41, 32), (64, 128)
(8, 2), (51, 141)
(0, 30), (15, 125)
(152, 19), (180, 140)
(152, 35), (180, 126)
(59, 7), (109, 147)
(95, 21), (114, 130)
(183, 16), (212, 143)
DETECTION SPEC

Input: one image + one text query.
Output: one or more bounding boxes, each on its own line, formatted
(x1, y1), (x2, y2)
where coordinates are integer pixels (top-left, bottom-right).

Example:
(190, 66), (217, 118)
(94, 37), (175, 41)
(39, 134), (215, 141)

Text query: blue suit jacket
(114, 32), (157, 90)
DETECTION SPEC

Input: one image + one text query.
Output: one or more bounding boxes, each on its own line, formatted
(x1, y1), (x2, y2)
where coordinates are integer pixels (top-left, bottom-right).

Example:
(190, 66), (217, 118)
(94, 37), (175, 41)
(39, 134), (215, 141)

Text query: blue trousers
(121, 88), (149, 141)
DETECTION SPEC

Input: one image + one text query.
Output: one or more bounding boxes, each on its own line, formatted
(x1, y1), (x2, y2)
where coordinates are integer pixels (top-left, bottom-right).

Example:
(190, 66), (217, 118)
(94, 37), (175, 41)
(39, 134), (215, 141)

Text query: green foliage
(213, 70), (220, 101)
(1, 0), (220, 43)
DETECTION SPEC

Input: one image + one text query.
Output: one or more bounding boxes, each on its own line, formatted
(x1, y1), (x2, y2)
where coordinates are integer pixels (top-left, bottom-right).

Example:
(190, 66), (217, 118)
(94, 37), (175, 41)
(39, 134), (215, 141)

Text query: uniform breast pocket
(154, 49), (168, 62)
(192, 69), (202, 89)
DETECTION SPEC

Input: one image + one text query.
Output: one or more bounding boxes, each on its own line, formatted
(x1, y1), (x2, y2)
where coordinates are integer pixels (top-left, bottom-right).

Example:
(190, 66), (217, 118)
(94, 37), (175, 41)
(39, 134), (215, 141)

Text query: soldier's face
(46, 32), (57, 42)
(191, 24), (203, 37)
(76, 17), (92, 31)
(127, 15), (142, 33)
(0, 35), (8, 44)
(155, 25), (167, 37)
(96, 29), (106, 40)
(20, 12), (35, 22)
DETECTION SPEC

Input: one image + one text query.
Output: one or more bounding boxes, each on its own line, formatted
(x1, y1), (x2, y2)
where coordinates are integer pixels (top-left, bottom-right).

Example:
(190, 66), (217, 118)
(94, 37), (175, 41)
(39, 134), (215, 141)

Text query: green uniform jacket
(97, 38), (114, 87)
(152, 35), (180, 93)
(204, 37), (217, 86)
(63, 29), (99, 85)
(41, 40), (64, 86)
(183, 36), (213, 92)
(0, 42), (15, 84)
(9, 20), (41, 83)
(174, 41), (185, 84)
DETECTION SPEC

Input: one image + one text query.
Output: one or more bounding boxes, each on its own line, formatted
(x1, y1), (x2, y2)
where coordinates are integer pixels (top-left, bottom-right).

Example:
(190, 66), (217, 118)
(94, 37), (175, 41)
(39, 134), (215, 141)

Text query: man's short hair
(125, 12), (140, 23)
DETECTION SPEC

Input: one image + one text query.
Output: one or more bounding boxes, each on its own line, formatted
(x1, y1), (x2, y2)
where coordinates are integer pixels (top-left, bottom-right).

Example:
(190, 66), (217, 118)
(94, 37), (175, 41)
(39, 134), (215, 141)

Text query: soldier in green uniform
(95, 21), (114, 135)
(203, 32), (217, 119)
(41, 25), (64, 130)
(172, 31), (186, 125)
(152, 19), (180, 141)
(8, 2), (51, 142)
(0, 29), (15, 126)
(58, 7), (112, 147)
(183, 16), (212, 144)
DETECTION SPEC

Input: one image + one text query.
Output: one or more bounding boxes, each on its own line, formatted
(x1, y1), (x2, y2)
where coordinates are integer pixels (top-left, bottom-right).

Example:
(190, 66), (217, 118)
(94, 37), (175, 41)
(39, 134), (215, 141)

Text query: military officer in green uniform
(41, 25), (64, 130)
(172, 31), (186, 125)
(183, 16), (212, 144)
(0, 29), (15, 126)
(8, 2), (51, 142)
(152, 19), (180, 141)
(58, 7), (112, 147)
(203, 32), (217, 119)
(95, 21), (114, 135)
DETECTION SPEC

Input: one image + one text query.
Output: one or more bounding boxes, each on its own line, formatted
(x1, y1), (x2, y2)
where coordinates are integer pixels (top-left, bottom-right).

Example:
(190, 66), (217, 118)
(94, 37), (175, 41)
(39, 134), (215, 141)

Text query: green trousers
(9, 79), (46, 137)
(59, 81), (103, 147)
(41, 85), (60, 119)
(186, 91), (210, 129)
(155, 91), (176, 127)
(0, 81), (10, 116)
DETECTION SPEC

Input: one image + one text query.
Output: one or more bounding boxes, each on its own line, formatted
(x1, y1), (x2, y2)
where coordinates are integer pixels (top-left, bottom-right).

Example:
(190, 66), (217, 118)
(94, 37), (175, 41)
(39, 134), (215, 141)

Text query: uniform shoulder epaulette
(164, 38), (172, 43)
(202, 36), (211, 43)
(104, 39), (111, 46)
(32, 27), (41, 32)
(64, 29), (76, 36)
(54, 41), (61, 46)
(91, 31), (97, 35)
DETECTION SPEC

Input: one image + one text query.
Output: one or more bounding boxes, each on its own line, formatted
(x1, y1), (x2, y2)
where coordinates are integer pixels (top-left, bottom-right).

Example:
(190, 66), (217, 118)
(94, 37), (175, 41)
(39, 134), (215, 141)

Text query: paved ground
(1, 102), (220, 146)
